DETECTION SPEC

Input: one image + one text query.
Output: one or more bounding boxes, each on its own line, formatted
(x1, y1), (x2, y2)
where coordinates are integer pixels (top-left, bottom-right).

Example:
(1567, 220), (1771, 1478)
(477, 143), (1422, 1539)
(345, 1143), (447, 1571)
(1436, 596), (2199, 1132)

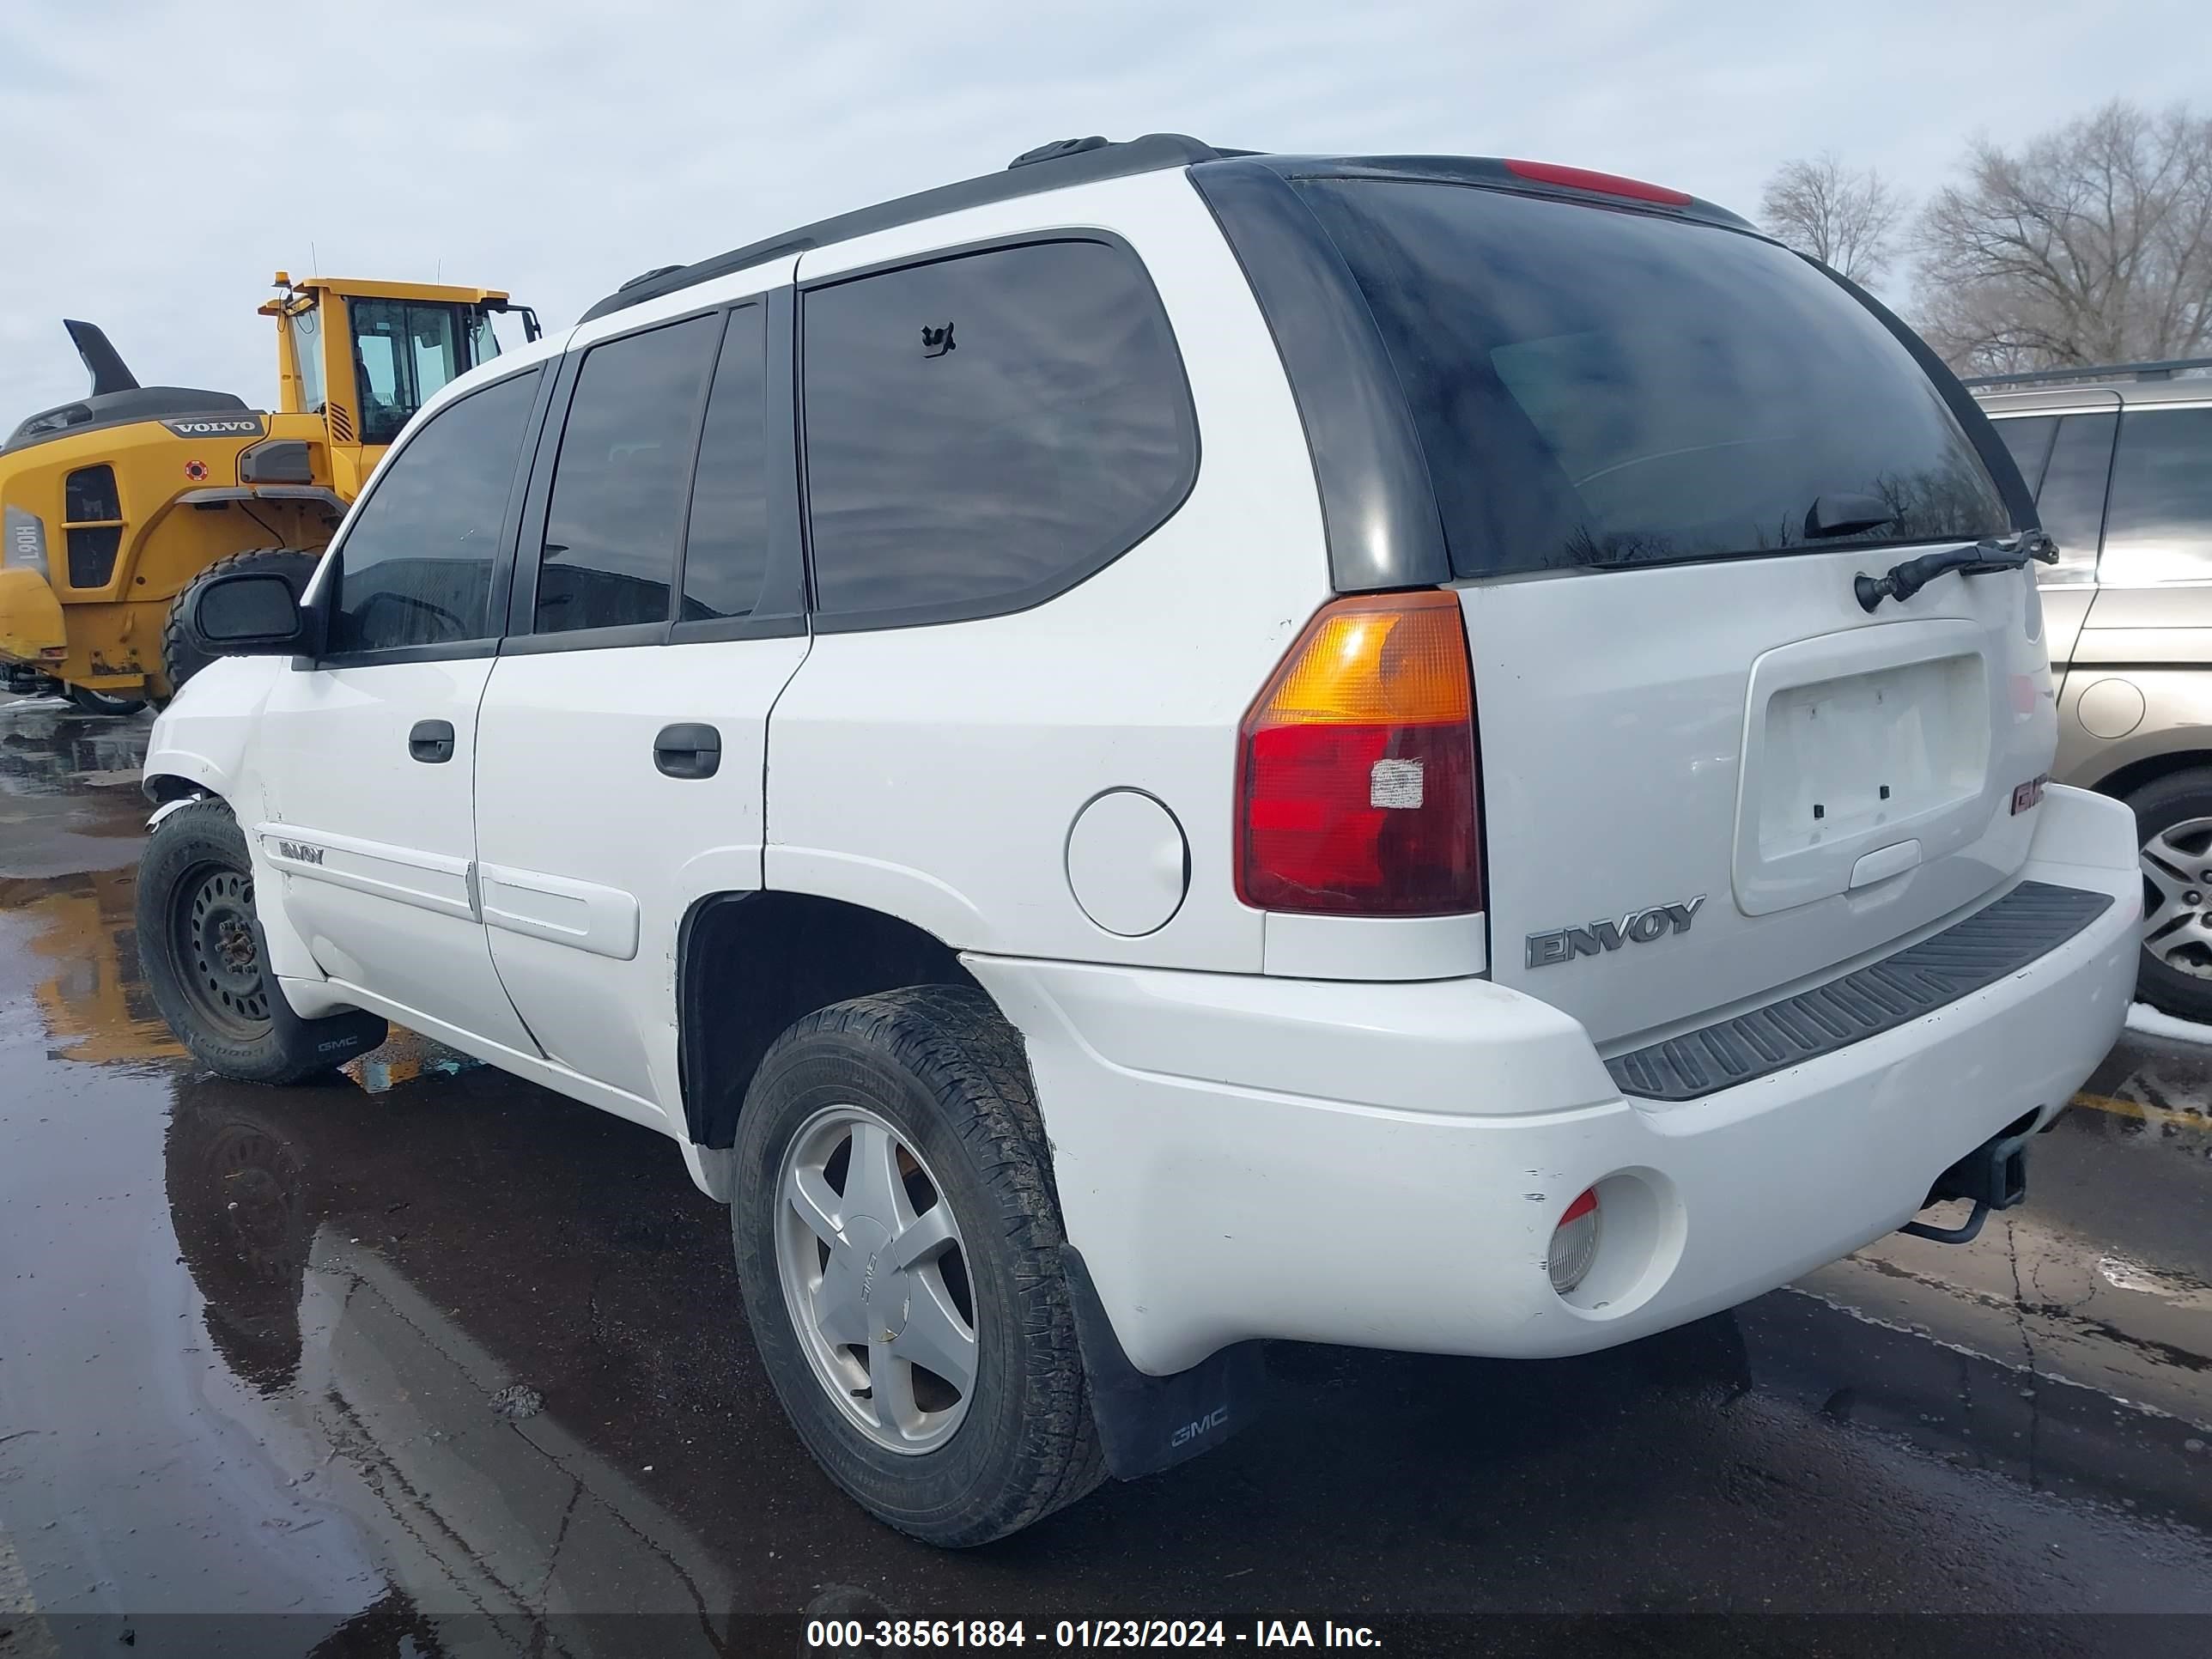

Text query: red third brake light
(1504, 158), (1692, 206)
(1237, 590), (1482, 916)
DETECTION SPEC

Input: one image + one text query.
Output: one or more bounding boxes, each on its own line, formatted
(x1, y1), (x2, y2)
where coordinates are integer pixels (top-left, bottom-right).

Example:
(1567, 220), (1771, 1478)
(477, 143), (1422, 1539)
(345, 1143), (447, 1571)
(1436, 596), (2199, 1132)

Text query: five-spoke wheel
(732, 986), (1103, 1546)
(775, 1104), (979, 1453)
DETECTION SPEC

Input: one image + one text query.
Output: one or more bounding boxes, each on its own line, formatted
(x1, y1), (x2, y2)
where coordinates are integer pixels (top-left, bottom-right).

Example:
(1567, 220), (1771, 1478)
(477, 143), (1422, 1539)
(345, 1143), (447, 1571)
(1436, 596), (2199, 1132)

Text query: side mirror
(186, 571), (310, 656)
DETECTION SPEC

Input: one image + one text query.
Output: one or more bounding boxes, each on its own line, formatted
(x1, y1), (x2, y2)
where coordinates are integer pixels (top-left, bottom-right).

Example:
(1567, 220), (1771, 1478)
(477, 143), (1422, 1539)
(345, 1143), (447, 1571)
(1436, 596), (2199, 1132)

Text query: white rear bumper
(966, 785), (2139, 1376)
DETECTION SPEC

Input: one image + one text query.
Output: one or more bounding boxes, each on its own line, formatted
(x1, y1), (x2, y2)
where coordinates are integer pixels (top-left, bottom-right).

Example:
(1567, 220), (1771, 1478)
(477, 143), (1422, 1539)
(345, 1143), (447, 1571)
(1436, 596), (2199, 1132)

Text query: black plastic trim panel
(1606, 880), (2114, 1103)
(1188, 159), (1451, 594)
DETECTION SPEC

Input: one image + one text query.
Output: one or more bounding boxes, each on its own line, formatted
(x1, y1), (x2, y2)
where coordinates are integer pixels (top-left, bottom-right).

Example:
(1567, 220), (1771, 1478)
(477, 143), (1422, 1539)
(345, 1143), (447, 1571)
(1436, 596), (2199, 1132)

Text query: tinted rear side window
(1995, 416), (2057, 496)
(330, 368), (539, 654)
(2101, 406), (2212, 586)
(537, 313), (720, 634)
(2031, 412), (2116, 586)
(1297, 180), (2009, 577)
(680, 304), (770, 621)
(801, 239), (1194, 625)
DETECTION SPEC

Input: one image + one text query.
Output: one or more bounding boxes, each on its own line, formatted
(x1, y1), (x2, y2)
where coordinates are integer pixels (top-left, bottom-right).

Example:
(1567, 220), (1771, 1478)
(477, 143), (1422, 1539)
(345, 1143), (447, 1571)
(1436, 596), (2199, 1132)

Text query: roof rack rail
(579, 133), (1233, 325)
(1960, 356), (2212, 389)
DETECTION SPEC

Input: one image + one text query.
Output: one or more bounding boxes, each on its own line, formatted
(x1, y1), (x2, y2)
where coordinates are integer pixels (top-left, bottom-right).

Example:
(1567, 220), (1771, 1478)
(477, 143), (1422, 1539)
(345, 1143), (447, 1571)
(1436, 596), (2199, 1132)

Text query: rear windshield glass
(1297, 179), (2011, 577)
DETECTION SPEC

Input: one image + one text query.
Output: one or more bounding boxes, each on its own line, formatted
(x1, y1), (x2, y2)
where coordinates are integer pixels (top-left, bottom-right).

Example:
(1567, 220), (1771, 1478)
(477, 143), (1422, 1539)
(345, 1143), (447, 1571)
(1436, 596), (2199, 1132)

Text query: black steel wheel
(136, 799), (387, 1083)
(172, 860), (273, 1038)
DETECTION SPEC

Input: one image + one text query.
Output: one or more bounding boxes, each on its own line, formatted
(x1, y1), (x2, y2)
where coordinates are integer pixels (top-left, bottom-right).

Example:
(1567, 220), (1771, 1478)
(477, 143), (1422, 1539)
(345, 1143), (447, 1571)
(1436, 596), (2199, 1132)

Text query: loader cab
(263, 275), (540, 493)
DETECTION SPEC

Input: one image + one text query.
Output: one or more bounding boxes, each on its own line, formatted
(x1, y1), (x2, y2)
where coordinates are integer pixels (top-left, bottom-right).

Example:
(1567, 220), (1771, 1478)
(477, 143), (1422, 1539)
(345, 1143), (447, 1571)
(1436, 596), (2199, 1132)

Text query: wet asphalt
(1, 700), (2209, 1658)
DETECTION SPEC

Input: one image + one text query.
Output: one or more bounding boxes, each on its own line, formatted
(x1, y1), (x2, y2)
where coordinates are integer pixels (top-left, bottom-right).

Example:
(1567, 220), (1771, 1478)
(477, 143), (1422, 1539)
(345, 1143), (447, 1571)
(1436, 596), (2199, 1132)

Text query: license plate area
(1735, 622), (1992, 916)
(1759, 657), (1984, 855)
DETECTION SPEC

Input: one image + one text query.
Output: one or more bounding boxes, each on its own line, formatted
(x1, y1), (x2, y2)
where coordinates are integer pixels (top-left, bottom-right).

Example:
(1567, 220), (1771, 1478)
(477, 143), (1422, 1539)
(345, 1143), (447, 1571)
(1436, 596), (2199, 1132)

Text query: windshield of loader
(350, 300), (499, 447)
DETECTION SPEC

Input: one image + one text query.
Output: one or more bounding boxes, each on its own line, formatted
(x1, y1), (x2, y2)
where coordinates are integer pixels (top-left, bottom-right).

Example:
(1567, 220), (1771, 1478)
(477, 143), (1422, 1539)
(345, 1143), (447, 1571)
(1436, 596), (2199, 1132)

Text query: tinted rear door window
(536, 313), (720, 634)
(680, 305), (770, 621)
(801, 239), (1194, 625)
(329, 368), (540, 654)
(2032, 412), (2116, 586)
(1297, 179), (2010, 578)
(1996, 416), (2057, 496)
(2100, 406), (2212, 586)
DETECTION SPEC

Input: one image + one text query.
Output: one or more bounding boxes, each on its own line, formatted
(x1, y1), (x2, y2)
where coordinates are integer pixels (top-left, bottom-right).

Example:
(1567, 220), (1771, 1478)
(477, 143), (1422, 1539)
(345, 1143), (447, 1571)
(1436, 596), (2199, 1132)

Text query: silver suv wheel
(2141, 816), (2212, 979)
(774, 1103), (979, 1454)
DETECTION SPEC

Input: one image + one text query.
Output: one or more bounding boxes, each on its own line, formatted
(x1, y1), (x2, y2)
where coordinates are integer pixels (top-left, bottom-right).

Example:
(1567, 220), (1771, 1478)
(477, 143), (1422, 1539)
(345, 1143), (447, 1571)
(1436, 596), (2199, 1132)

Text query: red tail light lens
(1504, 158), (1692, 206)
(1236, 590), (1482, 916)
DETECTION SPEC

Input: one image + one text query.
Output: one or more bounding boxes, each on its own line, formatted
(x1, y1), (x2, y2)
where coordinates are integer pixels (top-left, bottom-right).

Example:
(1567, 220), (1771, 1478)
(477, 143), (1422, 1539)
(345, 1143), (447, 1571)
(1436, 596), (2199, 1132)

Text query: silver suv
(1975, 362), (2212, 1021)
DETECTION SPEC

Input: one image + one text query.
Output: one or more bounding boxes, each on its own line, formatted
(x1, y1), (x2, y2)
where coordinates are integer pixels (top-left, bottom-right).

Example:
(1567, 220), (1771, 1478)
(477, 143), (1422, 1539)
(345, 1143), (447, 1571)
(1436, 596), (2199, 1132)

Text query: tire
(135, 799), (386, 1083)
(2125, 766), (2212, 1024)
(65, 684), (149, 717)
(732, 985), (1105, 1547)
(161, 548), (325, 695)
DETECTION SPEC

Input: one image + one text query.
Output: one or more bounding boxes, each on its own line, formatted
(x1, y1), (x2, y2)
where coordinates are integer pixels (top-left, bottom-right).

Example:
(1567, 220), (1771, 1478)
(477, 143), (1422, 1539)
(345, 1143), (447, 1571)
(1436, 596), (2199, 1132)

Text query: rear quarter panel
(765, 172), (1331, 972)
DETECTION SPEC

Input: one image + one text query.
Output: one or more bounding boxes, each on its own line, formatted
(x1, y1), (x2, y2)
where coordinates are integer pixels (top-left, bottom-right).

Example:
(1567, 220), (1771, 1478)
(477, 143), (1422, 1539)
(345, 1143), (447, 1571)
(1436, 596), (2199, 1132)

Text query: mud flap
(250, 919), (388, 1068)
(1060, 1245), (1267, 1479)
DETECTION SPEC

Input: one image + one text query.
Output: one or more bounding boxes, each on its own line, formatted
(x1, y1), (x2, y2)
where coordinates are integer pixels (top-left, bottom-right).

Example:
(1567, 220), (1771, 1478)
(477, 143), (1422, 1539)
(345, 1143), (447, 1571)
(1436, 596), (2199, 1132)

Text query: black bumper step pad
(1605, 880), (2115, 1103)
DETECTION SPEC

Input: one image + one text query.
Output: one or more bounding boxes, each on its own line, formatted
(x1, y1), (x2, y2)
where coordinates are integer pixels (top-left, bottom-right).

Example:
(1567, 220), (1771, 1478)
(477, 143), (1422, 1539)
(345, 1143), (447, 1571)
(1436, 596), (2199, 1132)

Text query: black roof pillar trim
(1187, 159), (1451, 594)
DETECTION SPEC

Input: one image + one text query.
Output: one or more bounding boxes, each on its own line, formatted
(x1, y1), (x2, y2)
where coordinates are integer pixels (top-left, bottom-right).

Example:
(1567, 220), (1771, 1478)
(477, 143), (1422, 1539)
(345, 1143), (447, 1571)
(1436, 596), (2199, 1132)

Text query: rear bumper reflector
(1606, 880), (2114, 1102)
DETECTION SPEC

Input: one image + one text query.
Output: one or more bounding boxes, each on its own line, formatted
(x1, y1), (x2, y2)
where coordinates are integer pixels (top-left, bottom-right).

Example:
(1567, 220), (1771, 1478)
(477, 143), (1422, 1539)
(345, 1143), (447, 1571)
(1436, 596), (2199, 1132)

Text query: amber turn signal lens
(1236, 591), (1482, 917)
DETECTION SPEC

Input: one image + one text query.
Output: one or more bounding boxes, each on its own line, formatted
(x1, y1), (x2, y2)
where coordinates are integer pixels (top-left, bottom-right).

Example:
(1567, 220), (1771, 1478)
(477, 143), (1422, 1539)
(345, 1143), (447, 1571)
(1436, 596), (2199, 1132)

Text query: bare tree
(1759, 153), (1907, 286)
(1913, 100), (2212, 375)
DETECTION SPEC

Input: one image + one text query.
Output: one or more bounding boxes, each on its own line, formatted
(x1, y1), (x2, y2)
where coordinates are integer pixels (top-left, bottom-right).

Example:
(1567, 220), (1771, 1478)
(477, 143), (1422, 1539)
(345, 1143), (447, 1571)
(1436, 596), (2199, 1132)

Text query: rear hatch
(1294, 174), (2055, 1050)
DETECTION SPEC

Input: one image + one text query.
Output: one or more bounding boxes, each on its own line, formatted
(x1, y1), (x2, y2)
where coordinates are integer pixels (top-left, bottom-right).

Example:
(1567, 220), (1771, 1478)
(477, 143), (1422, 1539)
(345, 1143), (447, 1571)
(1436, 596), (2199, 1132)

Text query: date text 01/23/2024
(805, 1620), (1382, 1650)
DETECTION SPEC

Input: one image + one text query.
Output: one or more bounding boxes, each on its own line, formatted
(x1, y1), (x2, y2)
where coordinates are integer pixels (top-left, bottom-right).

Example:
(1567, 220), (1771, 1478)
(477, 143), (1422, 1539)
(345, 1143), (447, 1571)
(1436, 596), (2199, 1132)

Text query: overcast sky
(3, 0), (2203, 420)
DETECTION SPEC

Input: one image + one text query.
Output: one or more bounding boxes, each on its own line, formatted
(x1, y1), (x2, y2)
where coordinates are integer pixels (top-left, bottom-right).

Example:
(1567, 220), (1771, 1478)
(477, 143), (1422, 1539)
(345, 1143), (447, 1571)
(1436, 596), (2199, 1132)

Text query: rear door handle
(409, 719), (456, 764)
(653, 722), (721, 780)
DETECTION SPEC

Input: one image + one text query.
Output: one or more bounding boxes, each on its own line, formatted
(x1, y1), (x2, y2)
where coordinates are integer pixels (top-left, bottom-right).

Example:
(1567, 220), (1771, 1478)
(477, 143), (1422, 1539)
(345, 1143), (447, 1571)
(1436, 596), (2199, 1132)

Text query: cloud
(3, 0), (2203, 420)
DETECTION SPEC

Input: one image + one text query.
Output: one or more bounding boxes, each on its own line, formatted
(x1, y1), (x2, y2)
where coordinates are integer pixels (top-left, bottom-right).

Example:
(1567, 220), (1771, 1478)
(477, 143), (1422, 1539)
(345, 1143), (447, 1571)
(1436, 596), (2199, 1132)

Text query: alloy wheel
(2141, 816), (2212, 980)
(773, 1104), (979, 1454)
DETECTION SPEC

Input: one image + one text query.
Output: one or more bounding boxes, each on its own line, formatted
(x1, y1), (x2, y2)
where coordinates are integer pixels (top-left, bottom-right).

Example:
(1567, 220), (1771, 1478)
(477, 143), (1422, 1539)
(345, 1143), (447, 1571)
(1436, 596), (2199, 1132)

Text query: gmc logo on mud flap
(1527, 896), (1706, 969)
(275, 840), (324, 866)
(1170, 1406), (1229, 1449)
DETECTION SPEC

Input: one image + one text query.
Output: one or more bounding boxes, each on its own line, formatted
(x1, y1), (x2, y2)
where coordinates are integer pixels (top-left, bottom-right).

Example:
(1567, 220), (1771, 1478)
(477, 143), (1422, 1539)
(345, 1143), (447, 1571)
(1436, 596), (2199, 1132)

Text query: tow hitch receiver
(1899, 1121), (2034, 1245)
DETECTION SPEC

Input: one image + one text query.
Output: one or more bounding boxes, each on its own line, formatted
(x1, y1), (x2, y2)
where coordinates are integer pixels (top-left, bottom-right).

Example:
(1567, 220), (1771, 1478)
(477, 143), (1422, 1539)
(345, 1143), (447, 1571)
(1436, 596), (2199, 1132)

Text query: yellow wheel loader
(0, 276), (538, 713)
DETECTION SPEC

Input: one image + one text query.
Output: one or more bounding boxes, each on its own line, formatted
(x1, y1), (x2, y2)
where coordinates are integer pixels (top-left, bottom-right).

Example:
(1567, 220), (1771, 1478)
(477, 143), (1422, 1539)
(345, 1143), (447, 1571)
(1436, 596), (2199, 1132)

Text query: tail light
(1236, 590), (1481, 916)
(1548, 1188), (1601, 1296)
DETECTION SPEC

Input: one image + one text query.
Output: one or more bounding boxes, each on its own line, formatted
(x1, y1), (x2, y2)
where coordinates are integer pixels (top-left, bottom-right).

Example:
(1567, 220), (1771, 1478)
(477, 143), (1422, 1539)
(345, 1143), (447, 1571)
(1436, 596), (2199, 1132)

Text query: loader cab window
(350, 301), (471, 447)
(467, 309), (503, 370)
(288, 309), (328, 415)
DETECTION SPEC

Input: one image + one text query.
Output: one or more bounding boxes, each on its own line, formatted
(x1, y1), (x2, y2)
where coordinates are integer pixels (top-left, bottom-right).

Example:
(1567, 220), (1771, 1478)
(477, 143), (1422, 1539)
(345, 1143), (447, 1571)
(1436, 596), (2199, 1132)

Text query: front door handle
(653, 722), (721, 780)
(409, 719), (456, 764)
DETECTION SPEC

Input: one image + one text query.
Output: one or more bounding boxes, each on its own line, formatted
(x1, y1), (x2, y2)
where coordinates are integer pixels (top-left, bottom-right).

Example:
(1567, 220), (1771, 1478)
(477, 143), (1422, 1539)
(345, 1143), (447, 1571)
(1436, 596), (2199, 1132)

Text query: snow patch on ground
(2125, 1001), (2212, 1046)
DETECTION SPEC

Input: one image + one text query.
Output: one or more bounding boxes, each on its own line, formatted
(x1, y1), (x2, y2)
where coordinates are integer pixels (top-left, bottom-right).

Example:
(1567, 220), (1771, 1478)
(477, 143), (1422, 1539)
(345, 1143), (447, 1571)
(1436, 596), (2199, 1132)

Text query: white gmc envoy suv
(137, 135), (2140, 1545)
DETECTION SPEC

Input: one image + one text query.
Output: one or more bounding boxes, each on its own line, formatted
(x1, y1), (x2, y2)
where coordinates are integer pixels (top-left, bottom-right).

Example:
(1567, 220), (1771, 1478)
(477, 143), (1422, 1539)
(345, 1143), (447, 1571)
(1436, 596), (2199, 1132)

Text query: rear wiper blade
(1853, 530), (2060, 613)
